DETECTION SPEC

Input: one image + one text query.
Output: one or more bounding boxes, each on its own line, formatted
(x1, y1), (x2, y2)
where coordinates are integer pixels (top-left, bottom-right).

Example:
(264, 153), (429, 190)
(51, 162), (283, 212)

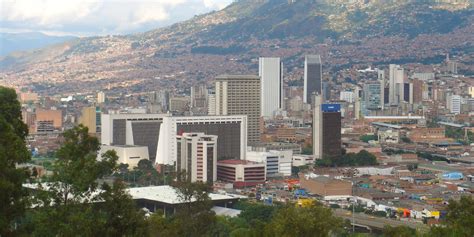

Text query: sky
(0, 0), (233, 37)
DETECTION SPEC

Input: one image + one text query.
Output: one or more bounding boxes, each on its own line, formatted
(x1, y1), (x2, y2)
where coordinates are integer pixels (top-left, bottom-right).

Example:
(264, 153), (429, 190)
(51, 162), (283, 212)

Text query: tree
(265, 204), (343, 237)
(28, 125), (147, 236)
(0, 86), (30, 236)
(427, 196), (474, 236)
(383, 226), (417, 237)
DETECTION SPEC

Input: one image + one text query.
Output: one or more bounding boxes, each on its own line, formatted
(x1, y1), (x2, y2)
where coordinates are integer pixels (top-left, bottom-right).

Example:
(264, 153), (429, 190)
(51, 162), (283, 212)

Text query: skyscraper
(364, 83), (382, 110)
(304, 55), (322, 104)
(176, 133), (217, 183)
(389, 64), (404, 105)
(377, 68), (385, 110)
(313, 94), (341, 159)
(215, 75), (261, 145)
(259, 57), (283, 118)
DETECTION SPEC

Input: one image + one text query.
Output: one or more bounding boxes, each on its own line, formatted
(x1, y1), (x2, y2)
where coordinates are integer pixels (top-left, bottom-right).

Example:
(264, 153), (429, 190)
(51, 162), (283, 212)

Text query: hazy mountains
(0, 32), (77, 56)
(1, 0), (473, 93)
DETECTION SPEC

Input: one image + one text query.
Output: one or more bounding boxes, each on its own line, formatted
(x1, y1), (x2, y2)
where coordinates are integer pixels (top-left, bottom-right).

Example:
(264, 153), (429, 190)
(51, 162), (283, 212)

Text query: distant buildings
(217, 160), (266, 188)
(259, 57), (283, 118)
(79, 106), (101, 134)
(215, 75), (261, 145)
(246, 150), (292, 177)
(101, 145), (149, 168)
(340, 91), (355, 103)
(97, 91), (106, 104)
(389, 64), (404, 105)
(364, 83), (383, 110)
(176, 133), (217, 183)
(313, 94), (342, 159)
(448, 95), (462, 114)
(35, 109), (62, 133)
(304, 55), (322, 104)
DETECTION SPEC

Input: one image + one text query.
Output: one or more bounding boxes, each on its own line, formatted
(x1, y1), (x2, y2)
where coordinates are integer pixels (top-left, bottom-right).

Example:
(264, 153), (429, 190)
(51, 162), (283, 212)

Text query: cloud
(0, 0), (233, 35)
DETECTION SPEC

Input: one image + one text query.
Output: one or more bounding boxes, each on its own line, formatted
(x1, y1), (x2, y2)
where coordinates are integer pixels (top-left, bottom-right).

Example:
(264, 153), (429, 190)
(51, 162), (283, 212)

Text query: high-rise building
(207, 92), (216, 115)
(79, 106), (101, 134)
(259, 57), (283, 118)
(191, 85), (208, 108)
(389, 64), (404, 105)
(364, 83), (382, 110)
(412, 79), (424, 104)
(448, 61), (458, 74)
(35, 109), (63, 133)
(340, 91), (355, 103)
(313, 95), (342, 159)
(449, 95), (462, 114)
(101, 113), (247, 165)
(176, 133), (217, 183)
(304, 55), (322, 103)
(215, 75), (261, 145)
(377, 68), (386, 110)
(97, 91), (106, 104)
(468, 87), (474, 98)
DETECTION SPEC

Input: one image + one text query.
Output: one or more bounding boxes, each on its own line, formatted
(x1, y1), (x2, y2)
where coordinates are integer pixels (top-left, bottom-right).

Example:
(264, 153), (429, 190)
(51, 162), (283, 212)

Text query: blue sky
(0, 0), (233, 36)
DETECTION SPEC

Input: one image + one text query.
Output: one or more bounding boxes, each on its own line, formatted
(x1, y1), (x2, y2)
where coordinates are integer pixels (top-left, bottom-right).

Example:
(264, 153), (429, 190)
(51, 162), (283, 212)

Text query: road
(333, 209), (427, 231)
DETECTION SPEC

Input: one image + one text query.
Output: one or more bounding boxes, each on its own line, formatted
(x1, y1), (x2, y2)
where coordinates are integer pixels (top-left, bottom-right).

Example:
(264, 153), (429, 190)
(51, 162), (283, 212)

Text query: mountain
(0, 32), (77, 56)
(1, 0), (473, 94)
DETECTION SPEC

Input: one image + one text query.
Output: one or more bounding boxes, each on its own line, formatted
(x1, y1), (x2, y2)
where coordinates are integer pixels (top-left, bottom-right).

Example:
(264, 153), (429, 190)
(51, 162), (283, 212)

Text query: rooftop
(215, 74), (260, 80)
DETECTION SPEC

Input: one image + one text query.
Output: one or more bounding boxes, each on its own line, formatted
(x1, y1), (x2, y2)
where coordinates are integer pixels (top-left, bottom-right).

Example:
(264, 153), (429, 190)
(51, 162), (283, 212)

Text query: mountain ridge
(1, 0), (473, 93)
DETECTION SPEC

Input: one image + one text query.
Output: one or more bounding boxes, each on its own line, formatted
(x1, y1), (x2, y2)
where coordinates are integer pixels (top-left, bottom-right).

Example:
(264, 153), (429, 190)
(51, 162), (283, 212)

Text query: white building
(101, 145), (149, 168)
(259, 57), (283, 118)
(292, 155), (314, 167)
(339, 91), (355, 103)
(208, 93), (216, 115)
(101, 113), (247, 166)
(97, 91), (106, 104)
(449, 95), (462, 114)
(176, 133), (217, 183)
(246, 150), (292, 177)
(389, 64), (404, 105)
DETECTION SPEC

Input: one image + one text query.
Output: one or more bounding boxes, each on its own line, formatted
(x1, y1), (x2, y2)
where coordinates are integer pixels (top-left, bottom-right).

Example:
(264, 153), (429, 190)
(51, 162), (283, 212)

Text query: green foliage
(383, 225), (417, 237)
(445, 127), (473, 144)
(426, 196), (474, 237)
(316, 150), (377, 167)
(302, 145), (313, 155)
(292, 165), (309, 176)
(265, 204), (343, 237)
(27, 125), (147, 236)
(0, 86), (30, 235)
(359, 134), (377, 143)
(401, 137), (413, 144)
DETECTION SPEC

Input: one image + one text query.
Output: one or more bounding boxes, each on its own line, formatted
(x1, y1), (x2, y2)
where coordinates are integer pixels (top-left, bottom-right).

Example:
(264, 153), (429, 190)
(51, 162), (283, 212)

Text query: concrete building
(101, 145), (149, 168)
(19, 92), (38, 103)
(469, 87), (474, 98)
(246, 150), (292, 177)
(35, 109), (62, 133)
(79, 106), (101, 134)
(449, 95), (462, 114)
(313, 95), (342, 159)
(299, 174), (352, 197)
(389, 64), (404, 105)
(97, 91), (106, 104)
(169, 96), (190, 113)
(304, 55), (322, 104)
(217, 160), (266, 188)
(176, 133), (217, 183)
(191, 85), (208, 108)
(215, 75), (261, 145)
(364, 83), (382, 110)
(259, 57), (283, 118)
(207, 92), (216, 115)
(340, 91), (355, 103)
(101, 113), (247, 165)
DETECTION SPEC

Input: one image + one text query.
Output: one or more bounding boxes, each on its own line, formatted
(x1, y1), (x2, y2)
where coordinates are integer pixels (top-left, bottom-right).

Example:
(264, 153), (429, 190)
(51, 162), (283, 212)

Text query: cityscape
(1, 0), (474, 236)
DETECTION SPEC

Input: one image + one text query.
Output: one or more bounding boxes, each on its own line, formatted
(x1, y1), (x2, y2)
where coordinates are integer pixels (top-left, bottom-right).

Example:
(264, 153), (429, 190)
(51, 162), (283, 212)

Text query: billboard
(322, 104), (341, 112)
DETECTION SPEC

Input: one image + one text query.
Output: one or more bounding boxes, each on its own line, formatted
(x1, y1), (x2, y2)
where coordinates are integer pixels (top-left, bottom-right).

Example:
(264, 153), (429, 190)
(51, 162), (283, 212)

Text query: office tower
(176, 133), (217, 183)
(412, 79), (424, 104)
(377, 68), (385, 110)
(313, 95), (342, 159)
(169, 96), (190, 113)
(389, 64), (404, 105)
(215, 75), (261, 145)
(79, 106), (101, 134)
(101, 113), (247, 165)
(449, 95), (461, 114)
(364, 83), (382, 110)
(468, 87), (474, 98)
(322, 81), (330, 101)
(340, 91), (355, 103)
(354, 87), (361, 120)
(207, 92), (216, 115)
(412, 72), (435, 81)
(97, 91), (106, 104)
(259, 57), (283, 118)
(448, 61), (458, 74)
(35, 109), (62, 132)
(191, 85), (208, 108)
(304, 55), (322, 103)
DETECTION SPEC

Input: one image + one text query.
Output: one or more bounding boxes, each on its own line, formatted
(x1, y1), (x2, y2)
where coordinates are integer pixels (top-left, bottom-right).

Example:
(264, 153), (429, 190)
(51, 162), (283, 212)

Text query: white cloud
(0, 0), (232, 35)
